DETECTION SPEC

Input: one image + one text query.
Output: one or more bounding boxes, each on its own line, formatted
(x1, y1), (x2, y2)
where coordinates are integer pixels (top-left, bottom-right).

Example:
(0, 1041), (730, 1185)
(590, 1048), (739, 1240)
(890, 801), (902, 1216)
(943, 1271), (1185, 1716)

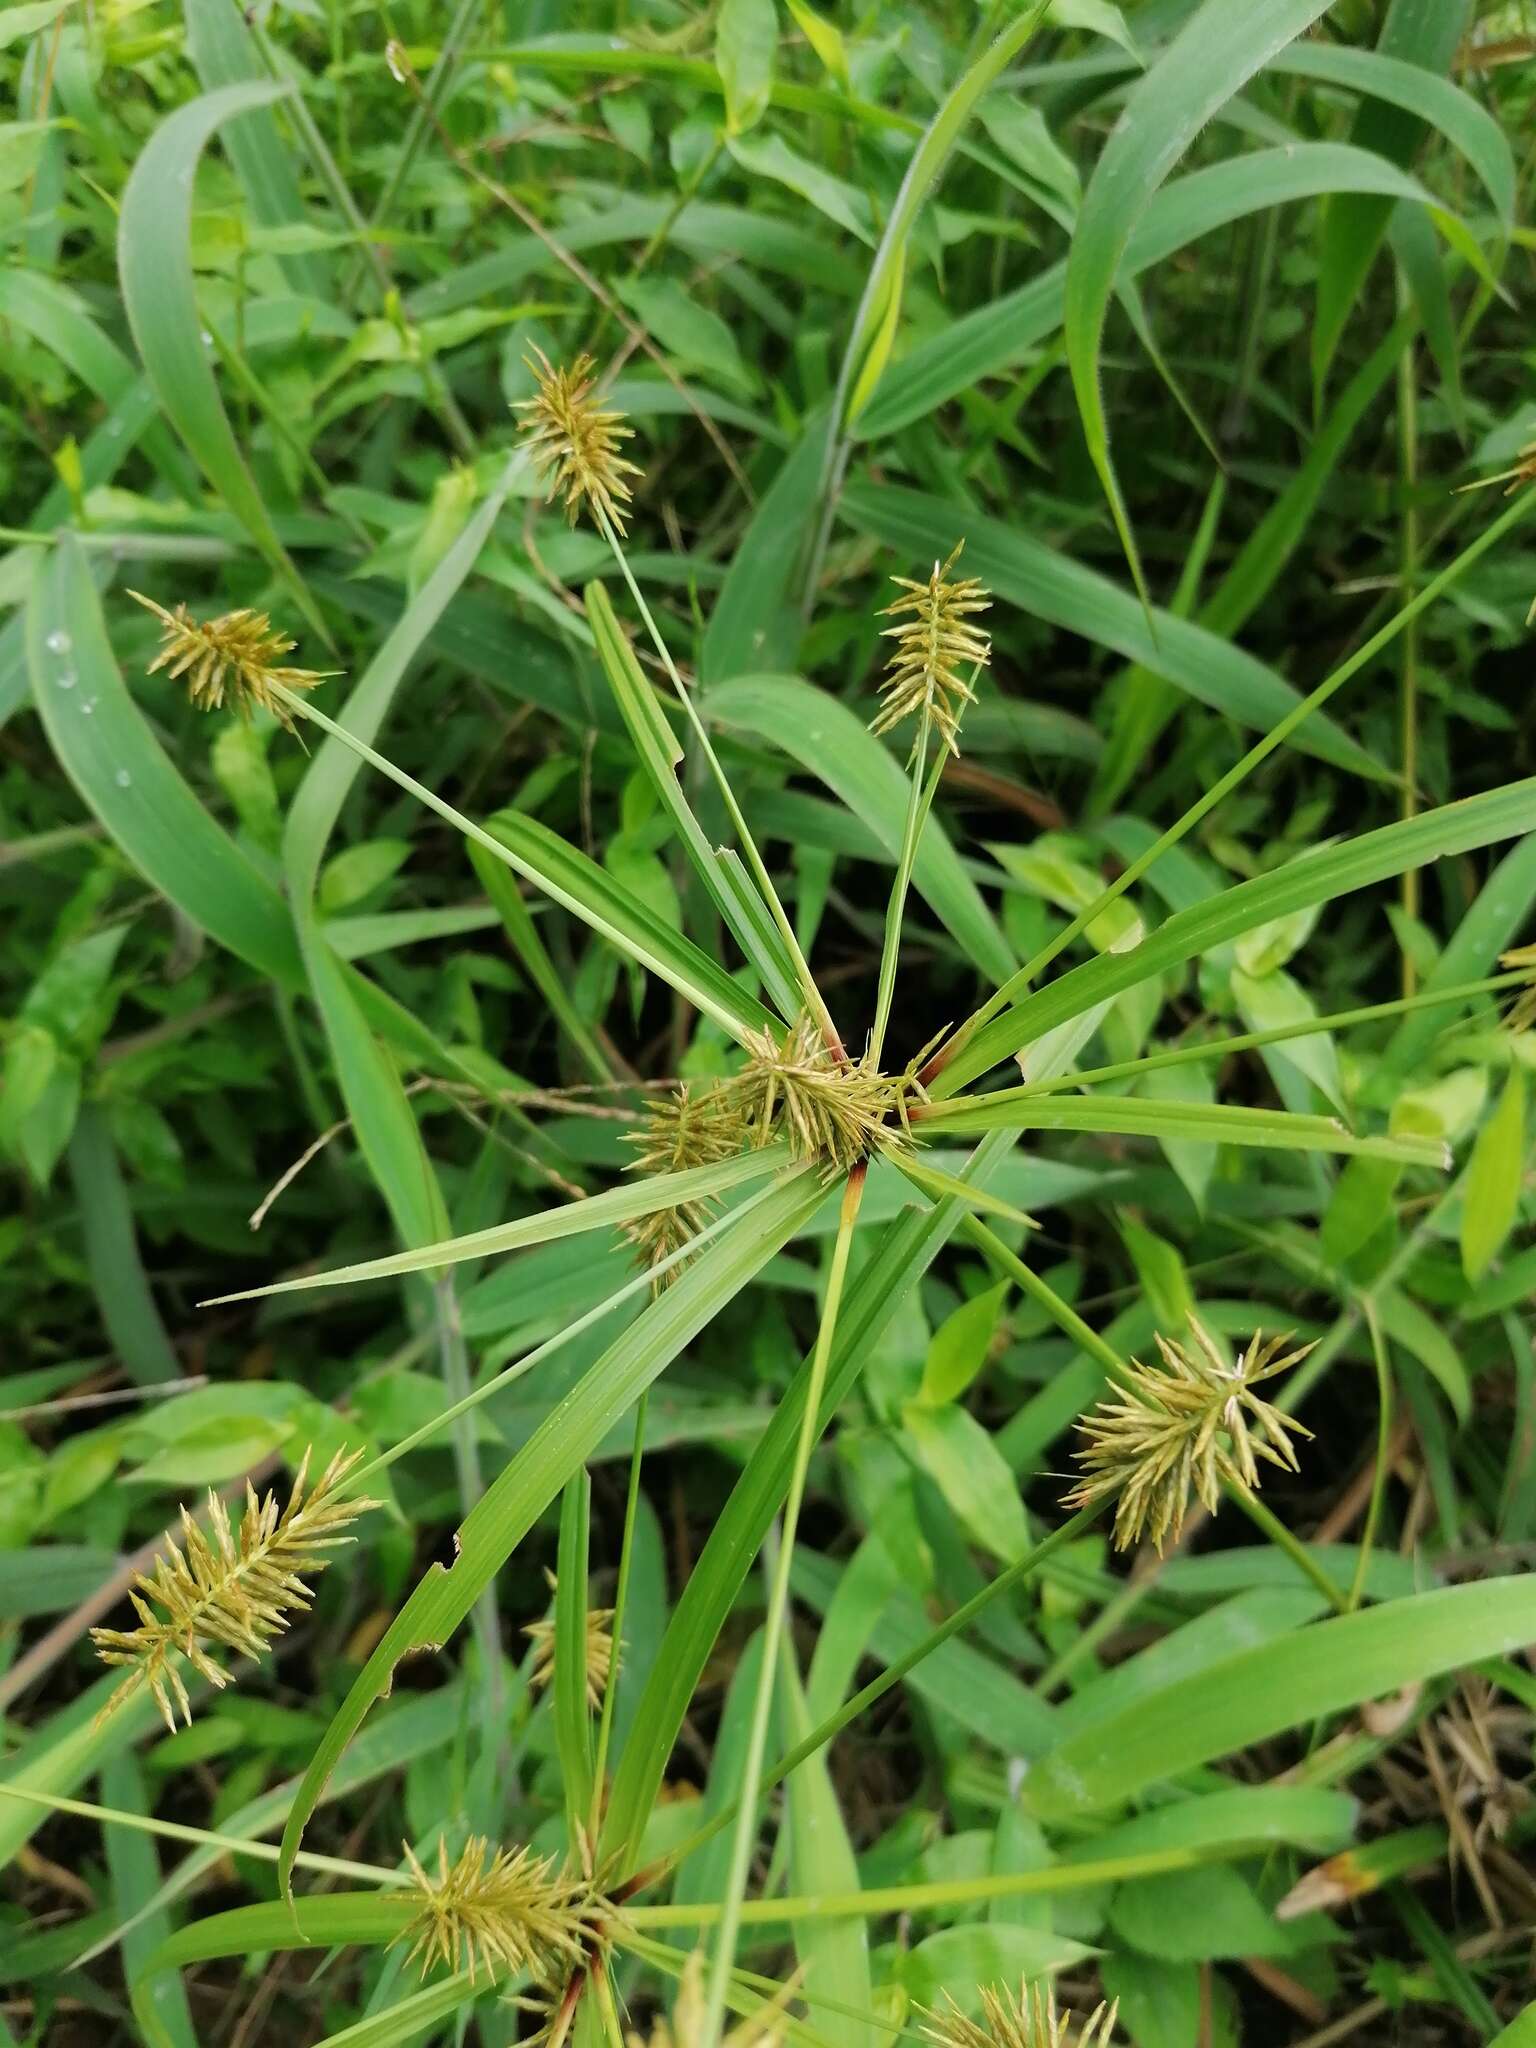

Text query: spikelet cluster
(1063, 1319), (1314, 1553)
(395, 1836), (599, 1986)
(623, 1082), (750, 1282)
(627, 1951), (791, 2046)
(1500, 942), (1536, 1033)
(1459, 438), (1536, 499)
(871, 542), (991, 758)
(921, 1982), (1117, 2048)
(130, 591), (332, 730)
(738, 1016), (905, 1177)
(91, 1447), (377, 1730)
(515, 348), (642, 536)
(525, 1571), (617, 1709)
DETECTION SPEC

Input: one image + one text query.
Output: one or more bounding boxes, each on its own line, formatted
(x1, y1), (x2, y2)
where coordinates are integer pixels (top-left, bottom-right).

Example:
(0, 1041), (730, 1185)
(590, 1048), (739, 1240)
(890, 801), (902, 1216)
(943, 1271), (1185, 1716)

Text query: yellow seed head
(515, 347), (642, 536)
(872, 542), (991, 758)
(1062, 1318), (1314, 1553)
(627, 1951), (793, 2046)
(623, 1081), (750, 1281)
(739, 1016), (904, 1176)
(1500, 942), (1536, 1033)
(525, 1571), (617, 1709)
(394, 1836), (598, 1987)
(90, 1447), (377, 1730)
(129, 591), (333, 731)
(1457, 439), (1536, 498)
(921, 1982), (1117, 2048)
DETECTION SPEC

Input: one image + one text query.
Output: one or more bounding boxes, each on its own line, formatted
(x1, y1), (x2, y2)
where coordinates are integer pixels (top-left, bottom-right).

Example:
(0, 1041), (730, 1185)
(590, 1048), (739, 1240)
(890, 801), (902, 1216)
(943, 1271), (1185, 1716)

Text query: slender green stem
(1232, 1487), (1349, 1614)
(433, 1275), (506, 1762)
(269, 683), (752, 1043)
(590, 1391), (649, 1839)
(0, 1784), (405, 1888)
(631, 1839), (1284, 1929)
(697, 1168), (866, 2048)
(1398, 310), (1422, 996)
(1352, 1304), (1395, 1614)
(868, 708), (938, 1069)
(343, 1187), (778, 1497)
(622, 1929), (914, 2044)
(926, 485), (1536, 1093)
(959, 1214), (1132, 1387)
(594, 509), (840, 1056)
(651, 1502), (1103, 1888)
(1001, 975), (1523, 1100)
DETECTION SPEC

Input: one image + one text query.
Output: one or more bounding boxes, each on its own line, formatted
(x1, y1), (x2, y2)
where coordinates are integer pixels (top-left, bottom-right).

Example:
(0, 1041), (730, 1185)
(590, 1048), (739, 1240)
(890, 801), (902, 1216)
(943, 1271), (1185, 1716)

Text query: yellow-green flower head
(129, 591), (333, 731)
(921, 1981), (1117, 2048)
(394, 1836), (597, 1987)
(515, 347), (643, 536)
(1063, 1318), (1314, 1553)
(871, 541), (991, 758)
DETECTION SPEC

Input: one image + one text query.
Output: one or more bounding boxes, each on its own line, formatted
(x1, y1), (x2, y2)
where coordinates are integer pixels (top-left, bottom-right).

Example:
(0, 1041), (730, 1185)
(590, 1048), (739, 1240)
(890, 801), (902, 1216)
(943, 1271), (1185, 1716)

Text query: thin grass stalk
(621, 1928), (908, 2043)
(591, 506), (840, 1057)
(649, 1502), (1104, 1889)
(867, 705), (942, 1070)
(1231, 1488), (1349, 1614)
(1352, 1305), (1395, 1614)
(1398, 300), (1422, 997)
(589, 1390), (648, 1839)
(266, 683), (753, 1042)
(697, 1166), (866, 2048)
(1001, 974), (1525, 1099)
(926, 485), (1536, 1091)
(339, 1187), (782, 1498)
(434, 1275), (506, 1762)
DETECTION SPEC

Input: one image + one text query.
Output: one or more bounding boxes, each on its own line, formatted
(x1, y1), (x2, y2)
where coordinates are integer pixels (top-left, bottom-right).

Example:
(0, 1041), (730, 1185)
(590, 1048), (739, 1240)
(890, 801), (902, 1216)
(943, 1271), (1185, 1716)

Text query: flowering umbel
(515, 348), (642, 536)
(871, 541), (991, 758)
(1063, 1319), (1314, 1552)
(129, 592), (333, 731)
(394, 1836), (598, 1986)
(921, 1981), (1117, 2048)
(90, 1447), (377, 1730)
(739, 1016), (905, 1176)
(623, 1081), (749, 1280)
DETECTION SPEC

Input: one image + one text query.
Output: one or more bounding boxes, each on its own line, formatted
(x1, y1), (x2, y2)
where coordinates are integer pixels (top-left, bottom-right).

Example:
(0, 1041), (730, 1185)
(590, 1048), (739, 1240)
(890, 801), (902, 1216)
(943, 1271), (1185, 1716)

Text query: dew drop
(116, 768), (132, 789)
(200, 329), (214, 346)
(385, 40), (407, 82)
(46, 629), (71, 654)
(80, 697), (98, 716)
(55, 669), (76, 691)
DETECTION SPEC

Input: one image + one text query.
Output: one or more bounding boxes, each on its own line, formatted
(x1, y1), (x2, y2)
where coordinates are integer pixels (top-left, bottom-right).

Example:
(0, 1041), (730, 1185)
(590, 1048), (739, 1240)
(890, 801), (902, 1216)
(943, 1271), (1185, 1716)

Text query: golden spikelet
(515, 347), (642, 536)
(921, 1982), (1118, 2048)
(1063, 1319), (1314, 1553)
(525, 1571), (617, 1710)
(871, 542), (991, 758)
(1457, 439), (1536, 498)
(90, 1447), (377, 1730)
(739, 1016), (903, 1176)
(394, 1836), (598, 1986)
(129, 591), (334, 731)
(1499, 942), (1536, 1032)
(627, 1950), (793, 2046)
(622, 1081), (749, 1281)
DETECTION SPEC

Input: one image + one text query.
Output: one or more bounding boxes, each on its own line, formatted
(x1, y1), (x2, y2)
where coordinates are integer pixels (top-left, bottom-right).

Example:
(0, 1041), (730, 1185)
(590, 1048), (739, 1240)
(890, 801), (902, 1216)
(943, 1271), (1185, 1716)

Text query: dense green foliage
(3, 2), (1536, 2045)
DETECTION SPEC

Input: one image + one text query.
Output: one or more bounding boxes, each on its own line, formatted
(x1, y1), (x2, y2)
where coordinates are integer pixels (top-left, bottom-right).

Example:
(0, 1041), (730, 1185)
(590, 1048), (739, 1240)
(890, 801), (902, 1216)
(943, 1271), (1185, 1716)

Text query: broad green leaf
(1377, 1288), (1471, 1428)
(728, 131), (872, 242)
(921, 1283), (1009, 1405)
(1308, 0), (1472, 399)
(1061, 0), (1335, 595)
(278, 1169), (823, 1894)
(715, 0), (776, 135)
(1022, 1578), (1536, 1820)
(937, 778), (1536, 1092)
(28, 539), (302, 986)
(863, 143), (1436, 440)
(705, 673), (1015, 984)
(901, 1402), (1029, 1566)
(66, 1108), (180, 1387)
(1231, 966), (1344, 1117)
(117, 81), (325, 638)
(1461, 1068), (1526, 1284)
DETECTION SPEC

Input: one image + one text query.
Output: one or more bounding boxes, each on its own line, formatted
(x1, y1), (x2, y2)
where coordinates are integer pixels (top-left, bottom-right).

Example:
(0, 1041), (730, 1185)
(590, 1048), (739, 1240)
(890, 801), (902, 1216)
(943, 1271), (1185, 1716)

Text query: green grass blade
(66, 1106), (180, 1386)
(1022, 1578), (1536, 1821)
(919, 1094), (1447, 1167)
(706, 674), (1015, 985)
(28, 537), (302, 985)
(116, 80), (327, 640)
(276, 1168), (823, 1897)
(937, 776), (1536, 1093)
